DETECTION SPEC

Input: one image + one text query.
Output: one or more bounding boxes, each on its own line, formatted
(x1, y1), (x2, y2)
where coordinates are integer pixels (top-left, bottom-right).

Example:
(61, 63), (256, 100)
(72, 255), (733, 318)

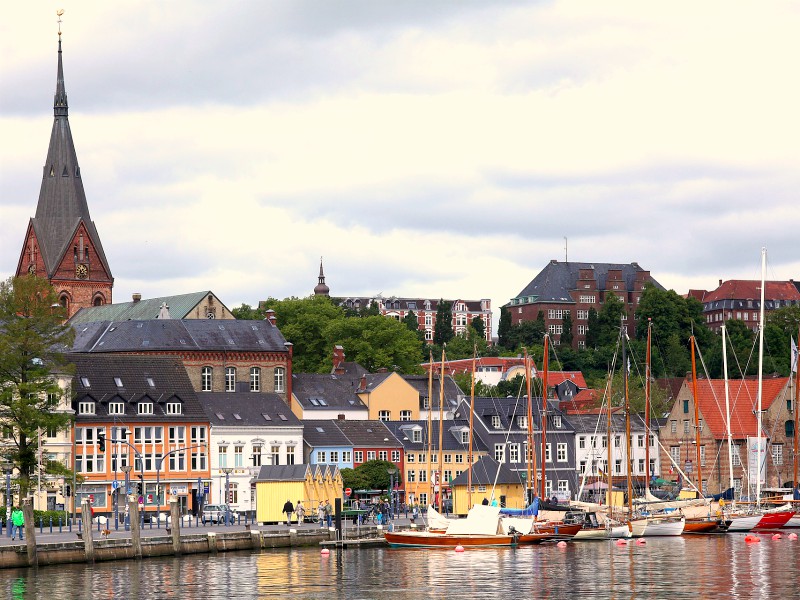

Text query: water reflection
(0, 535), (799, 598)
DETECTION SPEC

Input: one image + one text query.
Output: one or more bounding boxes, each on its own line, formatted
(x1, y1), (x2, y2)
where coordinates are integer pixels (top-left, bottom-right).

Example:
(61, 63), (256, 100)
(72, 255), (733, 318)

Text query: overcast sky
(2, 2), (799, 330)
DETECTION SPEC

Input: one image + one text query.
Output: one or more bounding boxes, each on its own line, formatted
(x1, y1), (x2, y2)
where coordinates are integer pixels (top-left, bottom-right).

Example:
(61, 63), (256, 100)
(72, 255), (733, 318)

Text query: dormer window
(517, 416), (528, 429)
(491, 415), (501, 429)
(553, 415), (562, 429)
(460, 430), (469, 444)
(166, 402), (182, 415)
(412, 429), (422, 443)
(138, 402), (154, 415)
(78, 401), (95, 415)
(108, 402), (125, 415)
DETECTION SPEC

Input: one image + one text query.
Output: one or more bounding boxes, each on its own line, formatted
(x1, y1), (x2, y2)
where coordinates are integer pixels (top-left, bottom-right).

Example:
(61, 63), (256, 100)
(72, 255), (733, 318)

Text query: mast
(468, 345), (476, 508)
(437, 346), (446, 511)
(644, 319), (652, 494)
(756, 248), (766, 505)
(525, 348), (534, 504)
(623, 318), (633, 520)
(794, 324), (800, 497)
(722, 326), (735, 496)
(606, 373), (614, 517)
(540, 335), (549, 500)
(427, 350), (434, 507)
(690, 336), (703, 496)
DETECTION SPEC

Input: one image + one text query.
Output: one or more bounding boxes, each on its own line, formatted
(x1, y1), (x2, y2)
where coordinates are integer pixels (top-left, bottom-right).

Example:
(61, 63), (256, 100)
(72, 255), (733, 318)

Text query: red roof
(694, 377), (789, 439)
(546, 371), (588, 388)
(703, 280), (800, 303)
(562, 388), (601, 414)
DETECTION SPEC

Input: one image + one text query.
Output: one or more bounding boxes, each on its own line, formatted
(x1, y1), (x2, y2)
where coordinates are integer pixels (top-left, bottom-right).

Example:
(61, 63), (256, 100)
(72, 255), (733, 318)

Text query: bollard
(49, 516), (53, 533)
(208, 531), (218, 554)
(82, 499), (95, 564)
(129, 496), (142, 560)
(169, 498), (181, 556)
(22, 500), (38, 567)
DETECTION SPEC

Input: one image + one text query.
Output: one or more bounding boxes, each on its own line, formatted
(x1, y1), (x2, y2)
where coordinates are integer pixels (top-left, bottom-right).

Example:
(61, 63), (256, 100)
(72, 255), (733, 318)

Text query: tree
(340, 468), (371, 492)
(596, 294), (626, 347)
(0, 276), (76, 498)
(471, 316), (485, 341)
(354, 459), (400, 491)
(561, 312), (574, 346)
(402, 310), (418, 332)
(324, 316), (424, 373)
(505, 320), (545, 351)
(433, 300), (454, 347)
(441, 327), (489, 360)
(260, 295), (346, 373)
(231, 302), (265, 320)
(497, 306), (513, 349)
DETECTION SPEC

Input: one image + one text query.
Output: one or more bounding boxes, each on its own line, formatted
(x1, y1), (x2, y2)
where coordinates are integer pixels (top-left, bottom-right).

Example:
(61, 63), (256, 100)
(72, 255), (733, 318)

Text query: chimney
(376, 367), (388, 374)
(358, 374), (367, 392)
(265, 309), (276, 326)
(332, 345), (345, 374)
(719, 279), (723, 287)
(132, 293), (142, 303)
(337, 414), (345, 420)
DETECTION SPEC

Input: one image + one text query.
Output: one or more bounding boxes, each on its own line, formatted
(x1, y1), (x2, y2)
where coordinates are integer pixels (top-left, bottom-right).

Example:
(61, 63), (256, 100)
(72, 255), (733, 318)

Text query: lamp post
(386, 466), (398, 519)
(121, 465), (133, 531)
(221, 467), (233, 526)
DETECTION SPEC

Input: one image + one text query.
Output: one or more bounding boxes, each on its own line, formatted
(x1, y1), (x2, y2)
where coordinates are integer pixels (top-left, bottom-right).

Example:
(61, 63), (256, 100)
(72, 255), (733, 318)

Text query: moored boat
(752, 510), (795, 531)
(683, 517), (722, 534)
(632, 516), (685, 537)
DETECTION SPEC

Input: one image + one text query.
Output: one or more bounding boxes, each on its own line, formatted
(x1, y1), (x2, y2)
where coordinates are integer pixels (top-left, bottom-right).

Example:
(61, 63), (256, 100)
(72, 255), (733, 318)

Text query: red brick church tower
(15, 33), (113, 317)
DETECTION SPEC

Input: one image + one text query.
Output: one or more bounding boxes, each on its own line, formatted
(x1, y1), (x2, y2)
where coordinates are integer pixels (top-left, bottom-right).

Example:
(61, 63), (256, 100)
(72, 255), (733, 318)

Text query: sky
(2, 2), (800, 334)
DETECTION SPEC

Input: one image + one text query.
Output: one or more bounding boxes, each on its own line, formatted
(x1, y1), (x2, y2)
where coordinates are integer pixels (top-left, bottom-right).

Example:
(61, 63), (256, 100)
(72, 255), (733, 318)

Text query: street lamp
(121, 464), (133, 531)
(386, 466), (398, 518)
(221, 467), (234, 526)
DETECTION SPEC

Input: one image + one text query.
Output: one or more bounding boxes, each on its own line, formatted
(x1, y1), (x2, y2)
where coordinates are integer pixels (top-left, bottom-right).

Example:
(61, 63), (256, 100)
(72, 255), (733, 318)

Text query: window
(78, 401), (95, 415)
(771, 444), (783, 466)
(670, 446), (680, 463)
(225, 367), (236, 392)
(494, 444), (505, 463)
(786, 421), (795, 437)
(577, 310), (588, 320)
(649, 458), (656, 475)
(379, 451), (388, 461)
(201, 367), (212, 392)
(191, 426), (207, 444)
(683, 420), (690, 434)
(557, 480), (569, 494)
(342, 451), (351, 463)
(250, 367), (261, 392)
(412, 429), (422, 443)
(418, 453), (426, 463)
(354, 451), (363, 463)
(455, 454), (464, 464)
(219, 446), (228, 468)
(638, 458), (645, 473)
(378, 410), (390, 422)
(271, 446), (281, 465)
(108, 402), (125, 415)
(517, 416), (527, 429)
(557, 443), (567, 462)
(166, 402), (182, 415)
(367, 451), (376, 461)
(274, 367), (285, 393)
(400, 410), (412, 421)
(491, 415), (501, 429)
(545, 443), (552, 462)
(169, 451), (186, 471)
(138, 402), (153, 415)
(637, 435), (645, 448)
(509, 444), (520, 463)
(330, 451), (339, 463)
(578, 436), (585, 449)
(406, 453), (415, 463)
(392, 450), (400, 462)
(732, 444), (741, 466)
(191, 449), (207, 470)
(234, 446), (244, 467)
(579, 295), (596, 304)
(407, 470), (416, 483)
(671, 420), (677, 433)
(649, 435), (654, 447)
(444, 470), (452, 483)
(419, 470), (427, 483)
(423, 396), (430, 409)
(615, 459), (622, 474)
(460, 431), (469, 444)
(683, 400), (689, 414)
(553, 415), (562, 429)
(444, 454), (452, 463)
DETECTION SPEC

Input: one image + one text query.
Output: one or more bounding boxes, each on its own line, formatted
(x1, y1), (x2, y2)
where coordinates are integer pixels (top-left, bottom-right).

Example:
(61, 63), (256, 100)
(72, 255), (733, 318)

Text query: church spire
(314, 257), (330, 296)
(54, 13), (68, 118)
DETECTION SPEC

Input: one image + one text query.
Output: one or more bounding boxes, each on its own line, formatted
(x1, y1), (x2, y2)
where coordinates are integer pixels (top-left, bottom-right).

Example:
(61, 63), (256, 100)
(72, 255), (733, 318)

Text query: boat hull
(725, 515), (762, 532)
(574, 525), (632, 540)
(385, 531), (521, 548)
(752, 511), (795, 531)
(682, 519), (722, 534)
(632, 517), (685, 537)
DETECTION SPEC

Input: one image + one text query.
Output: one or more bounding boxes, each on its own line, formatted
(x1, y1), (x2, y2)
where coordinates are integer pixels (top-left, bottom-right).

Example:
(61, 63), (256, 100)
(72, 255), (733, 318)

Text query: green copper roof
(69, 291), (218, 324)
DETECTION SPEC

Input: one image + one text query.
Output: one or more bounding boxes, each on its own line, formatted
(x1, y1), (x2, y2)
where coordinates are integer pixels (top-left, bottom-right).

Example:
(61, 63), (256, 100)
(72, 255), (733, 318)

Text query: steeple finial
(314, 257), (330, 296)
(54, 9), (68, 117)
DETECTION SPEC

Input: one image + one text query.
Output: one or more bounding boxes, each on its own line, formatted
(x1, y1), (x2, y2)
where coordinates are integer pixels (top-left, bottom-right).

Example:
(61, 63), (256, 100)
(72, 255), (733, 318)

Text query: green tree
(360, 300), (381, 317)
(402, 310), (418, 332)
(497, 306), (513, 349)
(433, 300), (454, 346)
(767, 305), (800, 337)
(354, 460), (400, 491)
(505, 320), (545, 351)
(452, 372), (494, 398)
(561, 312), (574, 346)
(260, 295), (346, 373)
(231, 302), (265, 320)
(324, 316), (423, 373)
(442, 327), (489, 360)
(0, 276), (76, 498)
(596, 294), (626, 347)
(496, 374), (526, 398)
(340, 468), (371, 492)
(471, 316), (485, 340)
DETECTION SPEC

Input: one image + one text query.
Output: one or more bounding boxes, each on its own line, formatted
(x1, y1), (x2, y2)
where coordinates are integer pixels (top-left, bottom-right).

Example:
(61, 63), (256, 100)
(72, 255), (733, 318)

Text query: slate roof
(568, 413), (648, 435)
(302, 420), (354, 447)
(292, 373), (367, 411)
(326, 420), (400, 447)
(467, 396), (575, 433)
(450, 456), (520, 486)
(255, 464), (311, 482)
(382, 419), (489, 452)
(336, 297), (489, 313)
(690, 377), (788, 439)
(70, 291), (229, 324)
(336, 362), (369, 377)
(513, 260), (662, 303)
(69, 353), (204, 422)
(26, 40), (112, 279)
(197, 392), (300, 427)
(69, 319), (287, 353)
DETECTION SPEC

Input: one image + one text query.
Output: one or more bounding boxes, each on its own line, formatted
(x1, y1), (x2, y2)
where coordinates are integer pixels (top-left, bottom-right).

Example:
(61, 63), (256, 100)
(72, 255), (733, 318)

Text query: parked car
(202, 504), (236, 524)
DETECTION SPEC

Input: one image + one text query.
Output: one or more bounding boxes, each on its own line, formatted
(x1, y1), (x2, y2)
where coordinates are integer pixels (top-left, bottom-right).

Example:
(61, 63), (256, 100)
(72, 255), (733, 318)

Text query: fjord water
(1, 535), (798, 598)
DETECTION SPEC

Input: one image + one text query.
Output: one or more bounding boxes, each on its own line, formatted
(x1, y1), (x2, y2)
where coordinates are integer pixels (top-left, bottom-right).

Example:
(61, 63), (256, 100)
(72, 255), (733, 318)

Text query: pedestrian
(295, 501), (306, 525)
(324, 500), (333, 528)
(11, 506), (24, 541)
(411, 505), (419, 523)
(482, 497), (489, 506)
(318, 501), (325, 528)
(282, 499), (294, 526)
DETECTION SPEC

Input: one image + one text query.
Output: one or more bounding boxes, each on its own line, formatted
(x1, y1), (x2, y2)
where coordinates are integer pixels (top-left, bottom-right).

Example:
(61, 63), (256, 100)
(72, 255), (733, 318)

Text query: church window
(49, 165), (55, 177)
(62, 166), (69, 177)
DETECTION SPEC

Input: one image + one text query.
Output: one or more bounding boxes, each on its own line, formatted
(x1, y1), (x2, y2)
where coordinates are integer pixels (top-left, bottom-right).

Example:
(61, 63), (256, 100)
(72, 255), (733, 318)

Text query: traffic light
(65, 484), (71, 497)
(97, 433), (106, 452)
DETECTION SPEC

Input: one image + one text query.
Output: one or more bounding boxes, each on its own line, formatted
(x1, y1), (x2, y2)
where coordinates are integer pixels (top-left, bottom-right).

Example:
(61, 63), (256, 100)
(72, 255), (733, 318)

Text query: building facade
(507, 260), (662, 349)
(698, 280), (800, 333)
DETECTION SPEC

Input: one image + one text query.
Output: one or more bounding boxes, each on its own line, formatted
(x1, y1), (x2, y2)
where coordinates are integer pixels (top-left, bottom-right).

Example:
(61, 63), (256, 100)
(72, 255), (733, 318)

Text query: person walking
(318, 501), (325, 528)
(295, 501), (306, 525)
(282, 499), (294, 526)
(324, 500), (333, 528)
(11, 506), (24, 541)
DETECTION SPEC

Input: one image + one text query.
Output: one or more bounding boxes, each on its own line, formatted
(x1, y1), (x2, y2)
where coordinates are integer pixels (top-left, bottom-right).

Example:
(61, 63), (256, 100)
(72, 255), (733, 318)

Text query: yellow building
(254, 464), (342, 524)
(357, 372), (422, 421)
(450, 457), (525, 516)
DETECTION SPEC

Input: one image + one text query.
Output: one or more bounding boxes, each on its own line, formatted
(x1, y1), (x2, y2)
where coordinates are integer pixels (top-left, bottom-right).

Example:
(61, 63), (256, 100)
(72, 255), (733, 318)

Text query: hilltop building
(696, 280), (800, 333)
